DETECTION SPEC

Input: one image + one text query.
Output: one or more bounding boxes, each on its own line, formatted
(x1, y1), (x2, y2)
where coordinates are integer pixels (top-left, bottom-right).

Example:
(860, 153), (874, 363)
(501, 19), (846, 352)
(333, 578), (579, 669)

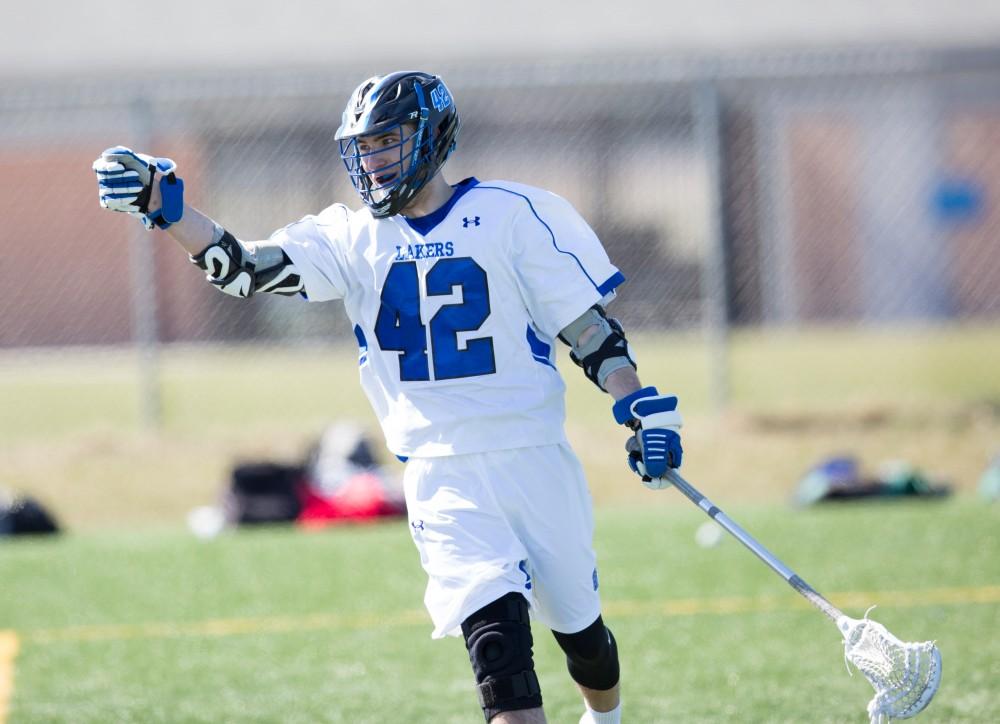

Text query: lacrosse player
(93, 71), (683, 724)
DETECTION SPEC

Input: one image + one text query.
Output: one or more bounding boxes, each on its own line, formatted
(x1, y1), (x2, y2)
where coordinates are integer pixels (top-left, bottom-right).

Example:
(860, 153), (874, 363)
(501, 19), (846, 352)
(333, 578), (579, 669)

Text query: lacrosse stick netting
(839, 612), (941, 722)
(662, 469), (941, 721)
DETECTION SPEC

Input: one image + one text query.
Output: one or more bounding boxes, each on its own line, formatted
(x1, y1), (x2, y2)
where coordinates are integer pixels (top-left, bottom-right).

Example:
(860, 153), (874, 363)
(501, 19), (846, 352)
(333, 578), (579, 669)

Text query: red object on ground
(296, 472), (406, 528)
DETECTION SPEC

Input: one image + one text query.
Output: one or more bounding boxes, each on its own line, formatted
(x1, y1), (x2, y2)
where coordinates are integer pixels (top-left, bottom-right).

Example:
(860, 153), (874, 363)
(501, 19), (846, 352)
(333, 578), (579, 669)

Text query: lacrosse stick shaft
(663, 469), (844, 622)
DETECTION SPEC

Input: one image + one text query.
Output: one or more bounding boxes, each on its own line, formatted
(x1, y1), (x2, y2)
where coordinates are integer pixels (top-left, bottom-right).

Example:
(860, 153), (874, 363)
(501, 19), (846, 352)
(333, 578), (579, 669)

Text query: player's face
(356, 124), (417, 192)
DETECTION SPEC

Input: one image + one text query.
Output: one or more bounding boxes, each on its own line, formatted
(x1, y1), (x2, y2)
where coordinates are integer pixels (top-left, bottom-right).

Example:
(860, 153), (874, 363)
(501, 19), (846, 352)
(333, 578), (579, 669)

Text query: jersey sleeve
(267, 205), (352, 302)
(510, 190), (625, 339)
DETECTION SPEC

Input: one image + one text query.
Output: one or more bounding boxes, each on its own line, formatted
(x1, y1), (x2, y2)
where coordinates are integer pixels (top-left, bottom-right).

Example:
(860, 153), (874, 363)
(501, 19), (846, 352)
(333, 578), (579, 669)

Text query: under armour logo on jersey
(462, 216), (481, 228)
(411, 519), (425, 532)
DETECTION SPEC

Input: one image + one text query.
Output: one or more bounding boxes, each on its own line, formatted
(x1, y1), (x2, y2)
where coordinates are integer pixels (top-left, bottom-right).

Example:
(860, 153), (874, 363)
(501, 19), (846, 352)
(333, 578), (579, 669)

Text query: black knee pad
(461, 592), (542, 721)
(552, 615), (620, 691)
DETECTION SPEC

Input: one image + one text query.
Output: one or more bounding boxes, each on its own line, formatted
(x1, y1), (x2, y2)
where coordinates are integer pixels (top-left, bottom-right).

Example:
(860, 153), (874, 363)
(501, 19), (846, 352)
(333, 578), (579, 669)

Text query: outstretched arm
(93, 146), (303, 298)
(148, 181), (218, 256)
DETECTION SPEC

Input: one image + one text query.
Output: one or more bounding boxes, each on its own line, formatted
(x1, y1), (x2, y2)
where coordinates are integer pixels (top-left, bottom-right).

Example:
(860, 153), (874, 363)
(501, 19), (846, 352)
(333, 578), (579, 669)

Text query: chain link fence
(1, 48), (999, 422)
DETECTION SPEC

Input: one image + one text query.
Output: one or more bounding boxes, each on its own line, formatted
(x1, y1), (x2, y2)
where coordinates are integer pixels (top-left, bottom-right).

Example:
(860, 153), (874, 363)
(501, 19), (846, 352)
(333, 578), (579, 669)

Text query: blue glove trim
(159, 174), (184, 225)
(99, 177), (141, 189)
(633, 395), (678, 417)
(640, 429), (677, 477)
(612, 386), (659, 425)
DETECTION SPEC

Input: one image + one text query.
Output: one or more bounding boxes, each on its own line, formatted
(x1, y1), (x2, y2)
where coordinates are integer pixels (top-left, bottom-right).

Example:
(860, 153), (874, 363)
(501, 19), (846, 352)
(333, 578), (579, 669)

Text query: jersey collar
(401, 177), (479, 236)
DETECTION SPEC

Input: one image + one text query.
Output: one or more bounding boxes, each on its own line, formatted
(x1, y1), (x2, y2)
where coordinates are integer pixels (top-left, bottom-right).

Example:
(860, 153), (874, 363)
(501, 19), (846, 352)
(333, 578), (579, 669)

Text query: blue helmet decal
(430, 84), (452, 112)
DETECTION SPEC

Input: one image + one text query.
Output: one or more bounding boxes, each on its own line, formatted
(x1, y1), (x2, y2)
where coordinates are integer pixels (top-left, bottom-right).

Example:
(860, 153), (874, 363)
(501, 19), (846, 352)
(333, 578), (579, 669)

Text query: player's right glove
(612, 387), (683, 490)
(92, 146), (184, 230)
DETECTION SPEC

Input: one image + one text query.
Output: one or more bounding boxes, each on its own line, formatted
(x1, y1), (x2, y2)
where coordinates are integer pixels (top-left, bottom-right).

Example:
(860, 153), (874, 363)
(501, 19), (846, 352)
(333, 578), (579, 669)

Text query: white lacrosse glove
(612, 387), (683, 490)
(92, 146), (184, 230)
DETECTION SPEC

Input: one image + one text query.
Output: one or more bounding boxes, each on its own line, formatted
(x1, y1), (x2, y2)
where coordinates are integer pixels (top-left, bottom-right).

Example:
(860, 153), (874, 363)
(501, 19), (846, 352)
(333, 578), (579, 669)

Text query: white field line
(0, 630), (19, 724)
(14, 584), (1000, 646)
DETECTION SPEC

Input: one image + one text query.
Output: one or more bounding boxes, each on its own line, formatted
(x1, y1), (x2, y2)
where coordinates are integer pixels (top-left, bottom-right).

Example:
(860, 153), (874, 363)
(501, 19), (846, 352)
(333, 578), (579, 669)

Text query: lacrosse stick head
(837, 613), (941, 722)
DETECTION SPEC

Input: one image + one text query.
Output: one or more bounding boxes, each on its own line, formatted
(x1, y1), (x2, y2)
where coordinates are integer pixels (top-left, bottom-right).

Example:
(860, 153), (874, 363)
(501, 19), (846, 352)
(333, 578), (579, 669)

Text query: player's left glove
(92, 146), (184, 230)
(612, 387), (683, 490)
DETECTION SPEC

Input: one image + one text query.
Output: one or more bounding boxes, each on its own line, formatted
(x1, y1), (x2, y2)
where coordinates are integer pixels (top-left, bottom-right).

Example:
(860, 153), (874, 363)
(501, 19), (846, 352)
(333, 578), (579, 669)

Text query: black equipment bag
(0, 495), (60, 536)
(227, 462), (304, 525)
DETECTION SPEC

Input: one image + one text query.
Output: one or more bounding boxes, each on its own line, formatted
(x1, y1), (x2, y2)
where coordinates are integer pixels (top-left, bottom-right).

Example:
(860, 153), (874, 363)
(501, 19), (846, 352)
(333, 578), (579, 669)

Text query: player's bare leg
(580, 682), (620, 710)
(490, 707), (547, 723)
(578, 682), (621, 722)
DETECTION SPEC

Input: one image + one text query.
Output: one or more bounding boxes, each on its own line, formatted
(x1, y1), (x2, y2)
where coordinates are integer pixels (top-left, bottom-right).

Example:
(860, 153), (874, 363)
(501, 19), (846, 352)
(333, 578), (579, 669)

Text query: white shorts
(403, 442), (602, 639)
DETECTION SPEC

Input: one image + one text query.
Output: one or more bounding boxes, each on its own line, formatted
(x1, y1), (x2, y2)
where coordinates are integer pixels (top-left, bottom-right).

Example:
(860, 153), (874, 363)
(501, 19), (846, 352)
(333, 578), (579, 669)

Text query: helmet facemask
(339, 119), (429, 216)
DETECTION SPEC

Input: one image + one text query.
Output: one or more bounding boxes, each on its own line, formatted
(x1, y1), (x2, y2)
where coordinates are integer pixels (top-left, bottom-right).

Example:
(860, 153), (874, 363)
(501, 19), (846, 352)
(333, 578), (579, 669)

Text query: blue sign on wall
(932, 177), (985, 224)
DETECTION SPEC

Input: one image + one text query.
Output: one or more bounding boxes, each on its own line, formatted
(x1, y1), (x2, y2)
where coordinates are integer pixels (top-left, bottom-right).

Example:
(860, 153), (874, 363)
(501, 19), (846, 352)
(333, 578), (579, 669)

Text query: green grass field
(2, 502), (998, 722)
(1, 324), (999, 721)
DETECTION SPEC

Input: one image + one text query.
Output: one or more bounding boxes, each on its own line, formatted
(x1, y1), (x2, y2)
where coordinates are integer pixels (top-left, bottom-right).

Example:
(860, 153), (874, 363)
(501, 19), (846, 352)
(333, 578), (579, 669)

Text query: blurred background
(2, 4), (999, 723)
(2, 0), (999, 529)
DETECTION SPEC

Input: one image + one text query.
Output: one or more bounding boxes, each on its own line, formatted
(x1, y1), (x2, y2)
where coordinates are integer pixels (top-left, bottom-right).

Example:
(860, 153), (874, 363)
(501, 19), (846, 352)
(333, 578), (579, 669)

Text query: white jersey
(271, 178), (624, 458)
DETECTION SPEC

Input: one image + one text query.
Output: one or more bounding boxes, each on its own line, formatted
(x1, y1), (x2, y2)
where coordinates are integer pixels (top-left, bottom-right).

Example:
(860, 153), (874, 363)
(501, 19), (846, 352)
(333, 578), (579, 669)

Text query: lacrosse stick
(662, 468), (941, 722)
